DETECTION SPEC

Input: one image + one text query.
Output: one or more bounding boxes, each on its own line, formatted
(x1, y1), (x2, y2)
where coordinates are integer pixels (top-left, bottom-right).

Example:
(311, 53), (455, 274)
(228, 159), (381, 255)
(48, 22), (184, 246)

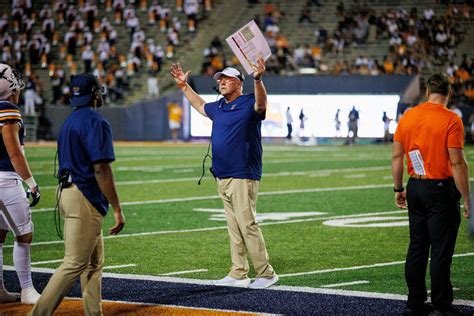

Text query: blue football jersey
(0, 101), (24, 172)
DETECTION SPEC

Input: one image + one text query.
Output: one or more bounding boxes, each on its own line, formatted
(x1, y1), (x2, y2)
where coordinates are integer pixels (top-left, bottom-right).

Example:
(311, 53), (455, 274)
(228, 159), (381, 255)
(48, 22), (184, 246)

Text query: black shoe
(429, 305), (466, 316)
(403, 303), (433, 316)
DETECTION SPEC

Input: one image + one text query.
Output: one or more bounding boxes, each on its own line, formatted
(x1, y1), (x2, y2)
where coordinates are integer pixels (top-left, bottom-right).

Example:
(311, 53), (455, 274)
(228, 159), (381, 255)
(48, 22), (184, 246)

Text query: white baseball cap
(213, 67), (245, 81)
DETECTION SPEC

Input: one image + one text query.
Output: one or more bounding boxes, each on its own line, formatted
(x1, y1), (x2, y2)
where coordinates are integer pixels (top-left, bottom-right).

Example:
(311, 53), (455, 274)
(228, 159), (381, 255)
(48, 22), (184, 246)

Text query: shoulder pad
(0, 101), (22, 124)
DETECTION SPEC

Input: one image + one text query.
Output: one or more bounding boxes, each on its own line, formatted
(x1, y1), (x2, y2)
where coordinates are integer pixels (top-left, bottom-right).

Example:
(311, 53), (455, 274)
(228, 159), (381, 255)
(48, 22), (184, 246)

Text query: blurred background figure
(334, 108), (341, 137)
(167, 102), (182, 142)
(382, 111), (392, 143)
(298, 108), (306, 143)
(147, 71), (159, 98)
(347, 106), (359, 145)
(286, 106), (293, 143)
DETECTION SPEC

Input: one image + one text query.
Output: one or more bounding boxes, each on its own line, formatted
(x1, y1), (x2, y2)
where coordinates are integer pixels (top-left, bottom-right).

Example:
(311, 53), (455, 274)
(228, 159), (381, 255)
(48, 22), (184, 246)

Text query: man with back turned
(392, 73), (470, 316)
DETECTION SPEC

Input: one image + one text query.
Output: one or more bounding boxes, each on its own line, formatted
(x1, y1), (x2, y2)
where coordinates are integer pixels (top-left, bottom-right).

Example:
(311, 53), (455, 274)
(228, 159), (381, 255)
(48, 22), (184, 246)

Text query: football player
(0, 64), (41, 304)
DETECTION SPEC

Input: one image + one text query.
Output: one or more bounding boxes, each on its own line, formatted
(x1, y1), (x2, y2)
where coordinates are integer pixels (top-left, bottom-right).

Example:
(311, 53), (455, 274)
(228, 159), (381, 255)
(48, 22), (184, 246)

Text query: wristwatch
(393, 187), (404, 192)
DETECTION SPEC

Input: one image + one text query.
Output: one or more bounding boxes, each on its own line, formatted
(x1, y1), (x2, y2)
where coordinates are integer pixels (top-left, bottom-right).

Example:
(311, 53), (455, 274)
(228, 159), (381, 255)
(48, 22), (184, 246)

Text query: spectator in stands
(147, 70), (159, 98)
(24, 78), (37, 115)
(184, 0), (199, 32)
(83, 2), (98, 31)
(54, 0), (67, 25)
(298, 7), (314, 24)
(41, 13), (55, 42)
(148, 1), (161, 25)
(113, 0), (126, 24)
(82, 45), (94, 73)
(125, 12), (140, 42)
(50, 71), (63, 105)
(315, 25), (328, 44)
(0, 15), (8, 36)
(307, 0), (322, 7)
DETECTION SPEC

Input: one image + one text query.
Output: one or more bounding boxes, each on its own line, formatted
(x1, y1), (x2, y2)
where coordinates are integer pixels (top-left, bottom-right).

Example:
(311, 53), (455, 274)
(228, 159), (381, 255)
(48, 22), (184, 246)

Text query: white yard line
(33, 183), (395, 212)
(39, 166), (391, 190)
(343, 174), (367, 179)
(159, 269), (208, 276)
(278, 253), (474, 278)
(31, 259), (63, 265)
(10, 209), (408, 248)
(33, 177), (474, 212)
(31, 155), (389, 167)
(103, 264), (137, 270)
(320, 280), (370, 288)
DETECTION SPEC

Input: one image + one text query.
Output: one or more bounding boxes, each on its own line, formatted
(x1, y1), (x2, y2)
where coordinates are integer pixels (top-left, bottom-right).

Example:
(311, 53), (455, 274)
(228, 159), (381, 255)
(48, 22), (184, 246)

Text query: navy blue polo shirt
(204, 93), (265, 180)
(58, 107), (115, 216)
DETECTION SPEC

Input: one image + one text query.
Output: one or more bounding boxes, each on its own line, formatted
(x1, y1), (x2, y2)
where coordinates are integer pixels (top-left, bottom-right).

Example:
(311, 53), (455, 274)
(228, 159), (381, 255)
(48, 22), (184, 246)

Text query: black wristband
(393, 187), (404, 192)
(253, 76), (262, 81)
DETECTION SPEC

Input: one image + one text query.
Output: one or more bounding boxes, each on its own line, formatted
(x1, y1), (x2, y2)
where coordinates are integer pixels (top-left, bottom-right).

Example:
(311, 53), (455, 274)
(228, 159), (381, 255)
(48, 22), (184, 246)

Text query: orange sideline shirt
(394, 102), (464, 179)
(168, 104), (183, 123)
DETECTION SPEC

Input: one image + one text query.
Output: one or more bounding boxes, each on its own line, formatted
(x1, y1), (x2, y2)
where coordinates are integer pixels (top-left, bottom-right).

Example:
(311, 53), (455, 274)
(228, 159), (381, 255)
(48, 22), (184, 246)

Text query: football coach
(170, 57), (278, 289)
(30, 74), (125, 315)
(392, 73), (470, 316)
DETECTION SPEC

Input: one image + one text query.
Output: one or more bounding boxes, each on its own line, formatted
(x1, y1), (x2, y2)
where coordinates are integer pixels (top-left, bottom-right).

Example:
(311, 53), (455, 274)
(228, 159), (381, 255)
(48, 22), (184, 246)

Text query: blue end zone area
(4, 271), (474, 315)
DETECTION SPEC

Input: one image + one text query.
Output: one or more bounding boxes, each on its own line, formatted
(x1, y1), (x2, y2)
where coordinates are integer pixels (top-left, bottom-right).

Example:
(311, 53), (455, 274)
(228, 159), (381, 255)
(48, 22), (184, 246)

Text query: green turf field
(3, 143), (474, 301)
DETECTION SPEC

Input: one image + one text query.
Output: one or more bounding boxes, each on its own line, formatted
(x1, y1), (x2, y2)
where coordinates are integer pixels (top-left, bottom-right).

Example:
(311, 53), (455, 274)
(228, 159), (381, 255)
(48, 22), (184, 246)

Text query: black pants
(405, 177), (461, 309)
(286, 124), (292, 140)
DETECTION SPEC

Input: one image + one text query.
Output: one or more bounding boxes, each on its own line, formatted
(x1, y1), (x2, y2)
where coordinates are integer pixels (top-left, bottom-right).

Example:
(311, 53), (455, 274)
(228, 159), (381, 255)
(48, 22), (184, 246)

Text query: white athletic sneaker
(21, 287), (41, 304)
(0, 288), (20, 303)
(212, 276), (250, 288)
(249, 274), (279, 289)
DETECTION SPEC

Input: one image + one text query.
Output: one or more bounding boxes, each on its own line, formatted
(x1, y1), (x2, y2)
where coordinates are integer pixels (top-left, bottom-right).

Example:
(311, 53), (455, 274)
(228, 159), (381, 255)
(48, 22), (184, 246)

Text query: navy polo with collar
(57, 106), (115, 215)
(204, 93), (265, 180)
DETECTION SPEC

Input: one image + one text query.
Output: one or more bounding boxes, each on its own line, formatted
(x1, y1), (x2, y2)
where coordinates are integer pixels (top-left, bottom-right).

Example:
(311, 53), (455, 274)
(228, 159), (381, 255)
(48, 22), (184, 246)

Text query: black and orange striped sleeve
(0, 103), (22, 125)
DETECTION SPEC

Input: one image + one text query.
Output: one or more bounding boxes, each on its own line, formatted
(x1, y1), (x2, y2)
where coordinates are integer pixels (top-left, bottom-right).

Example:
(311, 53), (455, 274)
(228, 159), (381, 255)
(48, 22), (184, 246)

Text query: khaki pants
(30, 185), (104, 316)
(217, 178), (275, 279)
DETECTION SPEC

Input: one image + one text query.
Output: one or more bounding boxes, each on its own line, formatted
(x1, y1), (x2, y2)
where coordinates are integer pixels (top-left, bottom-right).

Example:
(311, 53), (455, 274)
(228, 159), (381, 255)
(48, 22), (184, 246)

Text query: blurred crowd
(1, 0), (209, 111)
(202, 1), (472, 78)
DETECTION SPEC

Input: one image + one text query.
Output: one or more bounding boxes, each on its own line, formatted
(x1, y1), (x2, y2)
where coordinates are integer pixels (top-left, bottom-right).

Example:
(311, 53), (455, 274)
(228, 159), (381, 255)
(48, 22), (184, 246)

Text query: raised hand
(252, 56), (266, 80)
(171, 63), (191, 87)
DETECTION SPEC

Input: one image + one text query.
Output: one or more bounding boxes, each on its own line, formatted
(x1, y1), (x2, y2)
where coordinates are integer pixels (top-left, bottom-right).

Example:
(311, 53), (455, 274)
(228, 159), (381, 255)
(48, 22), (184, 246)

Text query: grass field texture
(3, 143), (473, 301)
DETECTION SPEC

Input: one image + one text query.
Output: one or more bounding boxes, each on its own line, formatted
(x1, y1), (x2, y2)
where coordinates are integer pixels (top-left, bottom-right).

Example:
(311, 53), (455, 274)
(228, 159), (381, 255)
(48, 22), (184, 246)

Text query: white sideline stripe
(32, 183), (395, 213)
(103, 264), (137, 270)
(159, 269), (208, 276)
(4, 265), (473, 307)
(15, 209), (408, 248)
(320, 280), (370, 288)
(31, 259), (63, 265)
(278, 253), (474, 278)
(39, 165), (391, 190)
